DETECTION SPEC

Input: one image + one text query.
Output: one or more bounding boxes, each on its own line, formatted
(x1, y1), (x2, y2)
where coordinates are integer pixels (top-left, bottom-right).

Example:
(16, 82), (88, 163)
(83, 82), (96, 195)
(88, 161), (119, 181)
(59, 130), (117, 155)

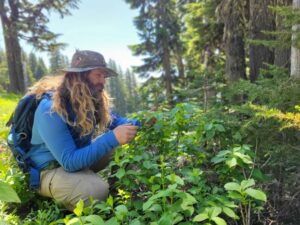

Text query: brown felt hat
(62, 50), (118, 77)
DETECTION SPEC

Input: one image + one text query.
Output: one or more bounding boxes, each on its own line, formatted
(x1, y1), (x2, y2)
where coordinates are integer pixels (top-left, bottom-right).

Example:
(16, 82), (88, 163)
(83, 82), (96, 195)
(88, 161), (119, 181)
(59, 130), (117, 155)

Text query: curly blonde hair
(27, 73), (111, 137)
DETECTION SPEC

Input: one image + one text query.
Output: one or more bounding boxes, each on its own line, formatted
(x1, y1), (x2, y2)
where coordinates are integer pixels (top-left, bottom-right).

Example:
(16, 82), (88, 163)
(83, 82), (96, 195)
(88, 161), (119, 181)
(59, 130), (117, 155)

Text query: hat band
(73, 64), (106, 68)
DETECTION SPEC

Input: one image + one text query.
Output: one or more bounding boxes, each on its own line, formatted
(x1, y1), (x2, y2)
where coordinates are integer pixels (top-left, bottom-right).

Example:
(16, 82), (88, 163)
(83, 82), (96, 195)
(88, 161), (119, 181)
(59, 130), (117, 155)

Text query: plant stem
(239, 204), (246, 225)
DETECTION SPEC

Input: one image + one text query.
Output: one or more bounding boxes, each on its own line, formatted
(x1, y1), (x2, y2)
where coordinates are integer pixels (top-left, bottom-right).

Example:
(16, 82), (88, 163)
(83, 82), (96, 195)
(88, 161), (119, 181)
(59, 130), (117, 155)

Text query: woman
(27, 50), (139, 210)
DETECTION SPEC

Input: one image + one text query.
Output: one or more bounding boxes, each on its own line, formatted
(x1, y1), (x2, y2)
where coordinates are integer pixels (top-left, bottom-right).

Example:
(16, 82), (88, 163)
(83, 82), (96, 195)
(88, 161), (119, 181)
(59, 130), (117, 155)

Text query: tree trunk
(219, 0), (246, 82)
(176, 53), (185, 84)
(0, 0), (26, 93)
(158, 0), (173, 99)
(249, 0), (275, 82)
(274, 0), (292, 69)
(291, 0), (300, 79)
(162, 41), (173, 97)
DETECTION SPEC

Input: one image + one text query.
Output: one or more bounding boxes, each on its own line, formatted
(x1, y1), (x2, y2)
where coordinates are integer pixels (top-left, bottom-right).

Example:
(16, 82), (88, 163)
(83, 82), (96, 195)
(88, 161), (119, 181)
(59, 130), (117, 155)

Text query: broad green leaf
(206, 130), (215, 139)
(104, 217), (119, 225)
(143, 199), (154, 211)
(148, 203), (162, 212)
(222, 207), (239, 219)
(180, 192), (197, 205)
(210, 207), (222, 218)
(66, 217), (80, 225)
(245, 188), (267, 202)
(205, 123), (213, 131)
(130, 219), (141, 225)
(216, 150), (231, 157)
(241, 179), (255, 190)
(148, 189), (173, 201)
(211, 217), (227, 225)
(115, 168), (125, 179)
(167, 174), (184, 185)
(174, 213), (184, 224)
(241, 145), (251, 151)
(178, 192), (196, 216)
(158, 212), (173, 225)
(150, 222), (158, 225)
(143, 160), (154, 169)
(115, 205), (128, 220)
(226, 158), (237, 168)
(233, 152), (253, 164)
(193, 213), (209, 222)
(133, 155), (143, 162)
(215, 124), (225, 132)
(115, 204), (128, 214)
(228, 191), (243, 200)
(211, 156), (225, 164)
(151, 184), (161, 192)
(0, 181), (20, 203)
(84, 215), (105, 225)
(224, 182), (241, 192)
(73, 199), (84, 217)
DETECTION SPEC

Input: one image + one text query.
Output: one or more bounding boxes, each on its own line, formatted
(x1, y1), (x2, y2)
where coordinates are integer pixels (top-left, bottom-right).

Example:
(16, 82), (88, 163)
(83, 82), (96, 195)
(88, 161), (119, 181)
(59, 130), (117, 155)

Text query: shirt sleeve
(108, 111), (141, 130)
(35, 99), (119, 172)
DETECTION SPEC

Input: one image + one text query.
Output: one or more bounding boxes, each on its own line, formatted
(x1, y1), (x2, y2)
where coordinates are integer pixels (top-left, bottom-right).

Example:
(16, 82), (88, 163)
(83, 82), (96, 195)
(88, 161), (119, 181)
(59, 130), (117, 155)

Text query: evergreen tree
(249, 0), (275, 81)
(0, 0), (79, 93)
(107, 60), (128, 115)
(124, 69), (140, 113)
(131, 72), (140, 111)
(125, 69), (134, 113)
(28, 52), (38, 79)
(22, 51), (35, 87)
(184, 0), (223, 79)
(274, 0), (292, 70)
(35, 58), (48, 80)
(218, 0), (246, 82)
(125, 0), (183, 102)
(0, 48), (9, 91)
(49, 49), (68, 74)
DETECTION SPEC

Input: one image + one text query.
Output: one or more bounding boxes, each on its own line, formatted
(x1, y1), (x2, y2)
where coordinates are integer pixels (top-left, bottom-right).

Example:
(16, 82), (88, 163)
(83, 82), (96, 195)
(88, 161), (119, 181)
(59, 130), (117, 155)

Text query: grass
(0, 92), (20, 141)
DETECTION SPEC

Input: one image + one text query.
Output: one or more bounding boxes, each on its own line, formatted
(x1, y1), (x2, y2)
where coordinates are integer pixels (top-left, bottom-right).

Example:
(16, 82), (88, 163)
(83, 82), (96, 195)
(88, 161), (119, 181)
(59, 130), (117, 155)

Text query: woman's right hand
(113, 124), (138, 145)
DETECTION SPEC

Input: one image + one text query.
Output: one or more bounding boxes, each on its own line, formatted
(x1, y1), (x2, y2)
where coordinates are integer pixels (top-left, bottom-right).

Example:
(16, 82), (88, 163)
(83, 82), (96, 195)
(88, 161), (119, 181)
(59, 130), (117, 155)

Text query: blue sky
(0, 0), (142, 72)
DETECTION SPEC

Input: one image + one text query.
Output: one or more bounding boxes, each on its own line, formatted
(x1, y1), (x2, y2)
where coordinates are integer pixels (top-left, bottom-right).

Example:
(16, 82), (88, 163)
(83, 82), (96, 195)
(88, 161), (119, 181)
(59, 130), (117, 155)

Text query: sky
(0, 0), (143, 72)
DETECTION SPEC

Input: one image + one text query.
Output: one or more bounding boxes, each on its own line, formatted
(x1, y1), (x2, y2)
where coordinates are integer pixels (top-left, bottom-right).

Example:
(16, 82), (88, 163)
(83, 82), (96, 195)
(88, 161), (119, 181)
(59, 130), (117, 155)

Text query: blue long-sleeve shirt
(29, 97), (138, 172)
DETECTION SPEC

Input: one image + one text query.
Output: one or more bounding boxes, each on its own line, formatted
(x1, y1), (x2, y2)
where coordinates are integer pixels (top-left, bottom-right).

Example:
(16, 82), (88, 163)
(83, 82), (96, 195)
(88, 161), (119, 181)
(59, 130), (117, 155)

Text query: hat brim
(61, 66), (118, 77)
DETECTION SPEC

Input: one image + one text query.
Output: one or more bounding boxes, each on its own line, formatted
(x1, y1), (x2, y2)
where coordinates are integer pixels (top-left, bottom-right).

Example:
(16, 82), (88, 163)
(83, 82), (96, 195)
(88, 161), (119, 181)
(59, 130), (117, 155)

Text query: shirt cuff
(100, 130), (120, 147)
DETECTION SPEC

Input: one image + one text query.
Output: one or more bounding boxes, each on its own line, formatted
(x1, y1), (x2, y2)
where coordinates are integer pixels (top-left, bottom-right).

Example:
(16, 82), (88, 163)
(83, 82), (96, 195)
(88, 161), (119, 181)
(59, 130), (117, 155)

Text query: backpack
(6, 93), (51, 190)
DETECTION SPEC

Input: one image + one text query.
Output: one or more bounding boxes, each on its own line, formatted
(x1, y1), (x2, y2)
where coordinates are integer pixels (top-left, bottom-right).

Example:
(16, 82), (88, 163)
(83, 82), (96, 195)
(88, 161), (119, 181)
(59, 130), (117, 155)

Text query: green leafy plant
(224, 179), (266, 225)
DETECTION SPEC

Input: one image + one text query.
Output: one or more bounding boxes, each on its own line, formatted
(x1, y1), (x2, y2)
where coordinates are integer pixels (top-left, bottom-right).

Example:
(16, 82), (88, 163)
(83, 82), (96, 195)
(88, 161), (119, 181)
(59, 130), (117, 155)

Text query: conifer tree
(249, 0), (275, 81)
(125, 0), (183, 103)
(0, 48), (9, 90)
(184, 0), (223, 79)
(107, 60), (128, 115)
(218, 0), (246, 82)
(36, 58), (48, 80)
(49, 49), (68, 74)
(28, 52), (38, 79)
(0, 0), (79, 93)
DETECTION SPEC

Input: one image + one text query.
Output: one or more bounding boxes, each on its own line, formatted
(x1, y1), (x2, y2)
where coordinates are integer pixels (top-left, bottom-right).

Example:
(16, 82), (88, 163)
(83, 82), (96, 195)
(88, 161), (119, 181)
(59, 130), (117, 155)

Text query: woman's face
(87, 69), (106, 93)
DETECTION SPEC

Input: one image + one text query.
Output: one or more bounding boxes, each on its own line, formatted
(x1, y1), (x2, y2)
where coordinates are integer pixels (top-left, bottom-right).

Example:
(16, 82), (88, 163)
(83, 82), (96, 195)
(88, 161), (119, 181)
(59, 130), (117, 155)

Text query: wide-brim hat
(62, 50), (118, 77)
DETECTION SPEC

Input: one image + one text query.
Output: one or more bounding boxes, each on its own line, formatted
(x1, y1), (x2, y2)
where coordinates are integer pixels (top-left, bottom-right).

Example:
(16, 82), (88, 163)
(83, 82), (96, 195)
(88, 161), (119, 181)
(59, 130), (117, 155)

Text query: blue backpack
(6, 93), (51, 190)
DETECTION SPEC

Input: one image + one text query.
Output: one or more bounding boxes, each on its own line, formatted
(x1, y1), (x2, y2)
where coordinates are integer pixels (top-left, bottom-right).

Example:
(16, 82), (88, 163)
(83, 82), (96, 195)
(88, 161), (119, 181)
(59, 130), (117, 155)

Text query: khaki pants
(38, 151), (113, 211)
